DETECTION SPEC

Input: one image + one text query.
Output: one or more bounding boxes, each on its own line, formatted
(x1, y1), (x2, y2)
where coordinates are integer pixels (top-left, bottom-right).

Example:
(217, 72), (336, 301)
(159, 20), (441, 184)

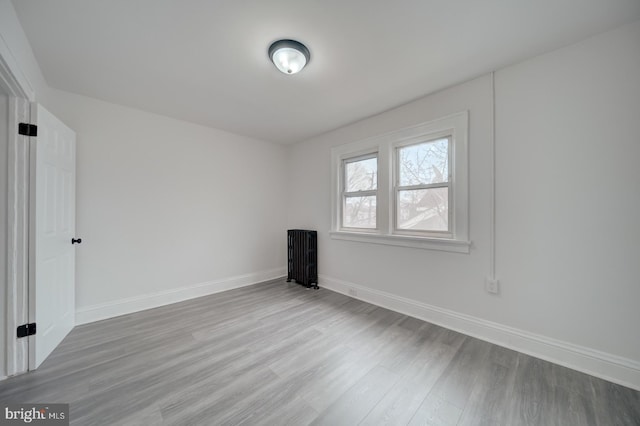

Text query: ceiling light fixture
(268, 39), (310, 75)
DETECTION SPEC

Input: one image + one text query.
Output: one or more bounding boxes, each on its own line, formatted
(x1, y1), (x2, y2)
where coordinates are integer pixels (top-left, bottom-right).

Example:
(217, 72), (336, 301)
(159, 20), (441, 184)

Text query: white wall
(289, 74), (494, 308)
(50, 90), (288, 322)
(0, 90), (8, 378)
(287, 20), (640, 388)
(495, 20), (640, 362)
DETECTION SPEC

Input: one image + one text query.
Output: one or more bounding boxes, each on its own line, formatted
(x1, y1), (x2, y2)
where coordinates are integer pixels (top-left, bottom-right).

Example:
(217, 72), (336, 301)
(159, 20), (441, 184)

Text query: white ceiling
(12, 0), (640, 144)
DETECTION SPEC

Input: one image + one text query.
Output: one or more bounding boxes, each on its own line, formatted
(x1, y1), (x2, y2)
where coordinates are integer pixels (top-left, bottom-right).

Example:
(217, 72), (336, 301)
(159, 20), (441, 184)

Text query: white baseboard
(75, 268), (286, 325)
(319, 274), (640, 391)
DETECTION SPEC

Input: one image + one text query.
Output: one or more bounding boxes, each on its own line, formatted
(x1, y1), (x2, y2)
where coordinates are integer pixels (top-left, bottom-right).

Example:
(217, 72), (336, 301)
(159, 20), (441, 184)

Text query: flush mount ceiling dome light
(268, 39), (310, 75)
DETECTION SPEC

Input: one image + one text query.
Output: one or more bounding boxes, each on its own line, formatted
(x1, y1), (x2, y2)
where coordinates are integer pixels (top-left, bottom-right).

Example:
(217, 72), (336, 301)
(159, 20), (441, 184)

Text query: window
(331, 112), (469, 253)
(342, 153), (378, 229)
(395, 137), (451, 237)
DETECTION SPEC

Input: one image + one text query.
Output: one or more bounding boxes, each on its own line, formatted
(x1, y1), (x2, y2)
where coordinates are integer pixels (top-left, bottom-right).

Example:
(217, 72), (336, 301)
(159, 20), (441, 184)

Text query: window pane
(345, 157), (377, 192)
(398, 138), (448, 186)
(344, 196), (376, 228)
(397, 188), (448, 231)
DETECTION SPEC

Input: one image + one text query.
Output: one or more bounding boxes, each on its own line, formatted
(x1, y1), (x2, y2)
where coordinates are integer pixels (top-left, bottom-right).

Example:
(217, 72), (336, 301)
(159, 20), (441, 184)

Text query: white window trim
(330, 111), (470, 253)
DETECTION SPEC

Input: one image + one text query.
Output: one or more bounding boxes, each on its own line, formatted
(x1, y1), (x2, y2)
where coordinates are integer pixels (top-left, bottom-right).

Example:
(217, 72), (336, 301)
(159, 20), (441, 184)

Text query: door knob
(71, 238), (82, 244)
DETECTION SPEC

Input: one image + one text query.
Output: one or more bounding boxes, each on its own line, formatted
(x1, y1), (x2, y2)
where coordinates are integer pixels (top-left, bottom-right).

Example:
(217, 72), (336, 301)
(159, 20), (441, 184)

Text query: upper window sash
(342, 152), (378, 195)
(394, 136), (452, 187)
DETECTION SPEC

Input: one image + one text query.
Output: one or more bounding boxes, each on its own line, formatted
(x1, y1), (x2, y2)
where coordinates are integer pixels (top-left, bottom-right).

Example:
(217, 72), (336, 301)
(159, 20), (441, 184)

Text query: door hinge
(17, 323), (36, 338)
(18, 123), (38, 137)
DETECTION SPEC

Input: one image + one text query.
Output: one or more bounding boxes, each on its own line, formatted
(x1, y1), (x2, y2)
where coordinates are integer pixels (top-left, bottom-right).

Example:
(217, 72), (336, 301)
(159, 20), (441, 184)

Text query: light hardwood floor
(1, 279), (639, 425)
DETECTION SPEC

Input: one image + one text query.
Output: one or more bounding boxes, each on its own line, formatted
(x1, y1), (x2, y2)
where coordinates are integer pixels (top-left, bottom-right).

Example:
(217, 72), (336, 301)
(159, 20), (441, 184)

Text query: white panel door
(29, 103), (76, 369)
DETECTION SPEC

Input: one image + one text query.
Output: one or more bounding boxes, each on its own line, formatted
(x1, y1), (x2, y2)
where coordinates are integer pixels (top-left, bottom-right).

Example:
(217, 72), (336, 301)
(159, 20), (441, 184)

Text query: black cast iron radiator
(287, 229), (318, 289)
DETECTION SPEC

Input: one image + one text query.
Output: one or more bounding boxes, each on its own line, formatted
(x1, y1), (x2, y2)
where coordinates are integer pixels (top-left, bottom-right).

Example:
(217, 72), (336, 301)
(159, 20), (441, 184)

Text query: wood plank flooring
(1, 279), (638, 425)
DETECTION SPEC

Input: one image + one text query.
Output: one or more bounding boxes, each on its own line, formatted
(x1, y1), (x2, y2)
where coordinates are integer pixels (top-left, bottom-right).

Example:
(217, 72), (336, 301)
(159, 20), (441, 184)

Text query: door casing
(1, 37), (37, 378)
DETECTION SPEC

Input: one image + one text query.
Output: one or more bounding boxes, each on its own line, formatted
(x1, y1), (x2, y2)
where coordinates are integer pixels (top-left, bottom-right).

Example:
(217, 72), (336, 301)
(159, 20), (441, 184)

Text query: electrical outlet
(485, 278), (499, 294)
(348, 288), (358, 297)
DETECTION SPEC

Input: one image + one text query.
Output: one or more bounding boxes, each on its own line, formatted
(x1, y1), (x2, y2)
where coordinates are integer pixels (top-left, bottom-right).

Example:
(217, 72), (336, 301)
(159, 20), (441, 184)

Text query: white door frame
(1, 37), (36, 377)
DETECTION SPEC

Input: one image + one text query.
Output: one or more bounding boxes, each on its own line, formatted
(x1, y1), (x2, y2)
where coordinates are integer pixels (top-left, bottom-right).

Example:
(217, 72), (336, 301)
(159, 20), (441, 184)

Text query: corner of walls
(3, 0), (292, 336)
(0, 0), (52, 105)
(47, 87), (290, 321)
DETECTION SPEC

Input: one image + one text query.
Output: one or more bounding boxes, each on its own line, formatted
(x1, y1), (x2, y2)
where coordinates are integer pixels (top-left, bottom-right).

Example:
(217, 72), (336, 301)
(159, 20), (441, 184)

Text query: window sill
(329, 231), (471, 253)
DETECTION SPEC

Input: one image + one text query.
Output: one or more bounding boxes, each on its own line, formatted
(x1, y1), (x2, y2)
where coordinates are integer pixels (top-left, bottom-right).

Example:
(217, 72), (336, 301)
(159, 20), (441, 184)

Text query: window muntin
(395, 137), (451, 236)
(341, 153), (378, 229)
